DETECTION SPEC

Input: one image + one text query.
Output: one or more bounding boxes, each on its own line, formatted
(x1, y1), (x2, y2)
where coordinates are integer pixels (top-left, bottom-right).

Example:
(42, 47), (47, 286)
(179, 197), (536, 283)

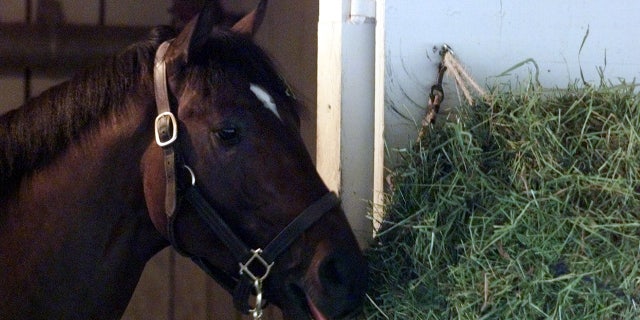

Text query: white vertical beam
(372, 0), (385, 233)
(316, 0), (345, 195)
(317, 0), (376, 246)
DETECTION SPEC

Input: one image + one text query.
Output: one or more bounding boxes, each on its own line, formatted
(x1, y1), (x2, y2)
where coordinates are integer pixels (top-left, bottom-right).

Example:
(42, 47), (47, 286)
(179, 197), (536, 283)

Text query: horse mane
(0, 26), (177, 196)
(0, 25), (301, 197)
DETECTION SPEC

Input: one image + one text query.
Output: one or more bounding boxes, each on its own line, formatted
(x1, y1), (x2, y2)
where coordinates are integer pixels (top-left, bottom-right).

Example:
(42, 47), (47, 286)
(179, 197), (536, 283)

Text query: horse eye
(216, 127), (240, 145)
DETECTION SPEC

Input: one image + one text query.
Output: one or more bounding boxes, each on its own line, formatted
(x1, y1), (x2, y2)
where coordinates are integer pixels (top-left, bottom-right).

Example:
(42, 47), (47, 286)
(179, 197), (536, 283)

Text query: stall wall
(0, 0), (172, 113)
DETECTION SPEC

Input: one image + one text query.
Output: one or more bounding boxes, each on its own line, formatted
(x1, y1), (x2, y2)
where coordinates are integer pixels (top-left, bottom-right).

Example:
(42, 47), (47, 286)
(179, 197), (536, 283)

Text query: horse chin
(306, 296), (329, 320)
(278, 284), (329, 320)
(276, 274), (364, 320)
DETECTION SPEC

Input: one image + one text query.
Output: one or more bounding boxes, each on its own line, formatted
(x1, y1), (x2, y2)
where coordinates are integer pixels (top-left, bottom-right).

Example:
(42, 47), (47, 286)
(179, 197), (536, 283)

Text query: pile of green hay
(365, 82), (640, 319)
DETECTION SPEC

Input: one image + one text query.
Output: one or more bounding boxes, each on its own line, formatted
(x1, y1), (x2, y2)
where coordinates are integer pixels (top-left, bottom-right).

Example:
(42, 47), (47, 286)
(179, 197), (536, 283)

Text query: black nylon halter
(152, 40), (339, 315)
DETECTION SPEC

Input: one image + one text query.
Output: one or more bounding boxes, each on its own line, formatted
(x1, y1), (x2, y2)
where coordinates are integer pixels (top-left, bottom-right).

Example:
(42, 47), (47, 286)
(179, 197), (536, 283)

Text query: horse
(0, 1), (367, 319)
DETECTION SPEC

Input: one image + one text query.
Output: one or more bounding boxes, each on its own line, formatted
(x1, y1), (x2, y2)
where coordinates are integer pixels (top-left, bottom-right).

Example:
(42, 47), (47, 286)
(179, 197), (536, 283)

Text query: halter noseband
(153, 40), (339, 318)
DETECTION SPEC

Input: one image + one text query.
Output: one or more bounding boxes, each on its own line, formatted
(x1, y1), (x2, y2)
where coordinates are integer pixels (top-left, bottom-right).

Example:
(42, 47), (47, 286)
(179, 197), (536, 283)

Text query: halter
(152, 41), (339, 318)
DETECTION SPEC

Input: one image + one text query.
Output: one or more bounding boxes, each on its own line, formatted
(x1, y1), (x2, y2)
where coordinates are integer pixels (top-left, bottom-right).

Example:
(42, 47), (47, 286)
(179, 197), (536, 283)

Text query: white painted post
(316, 0), (377, 246)
(372, 0), (385, 234)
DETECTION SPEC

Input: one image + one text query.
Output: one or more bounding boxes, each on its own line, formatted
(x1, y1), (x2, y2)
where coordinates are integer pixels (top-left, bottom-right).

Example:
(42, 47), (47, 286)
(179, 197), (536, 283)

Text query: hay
(365, 81), (640, 319)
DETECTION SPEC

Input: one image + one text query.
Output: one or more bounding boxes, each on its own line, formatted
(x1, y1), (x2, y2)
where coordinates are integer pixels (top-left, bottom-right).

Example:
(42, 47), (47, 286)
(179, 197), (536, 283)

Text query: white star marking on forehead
(249, 83), (281, 120)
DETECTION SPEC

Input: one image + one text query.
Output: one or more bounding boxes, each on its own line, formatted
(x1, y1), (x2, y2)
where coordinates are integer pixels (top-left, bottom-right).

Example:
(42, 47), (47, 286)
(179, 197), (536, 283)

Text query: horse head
(141, 1), (367, 319)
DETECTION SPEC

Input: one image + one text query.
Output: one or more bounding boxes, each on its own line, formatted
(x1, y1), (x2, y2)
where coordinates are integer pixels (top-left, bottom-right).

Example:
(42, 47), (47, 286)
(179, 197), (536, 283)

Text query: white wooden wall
(384, 1), (640, 159)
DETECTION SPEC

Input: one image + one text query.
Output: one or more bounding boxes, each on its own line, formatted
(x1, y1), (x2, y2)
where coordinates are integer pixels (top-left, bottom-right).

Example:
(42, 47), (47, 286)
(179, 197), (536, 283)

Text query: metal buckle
(239, 249), (273, 319)
(239, 248), (274, 283)
(154, 111), (178, 147)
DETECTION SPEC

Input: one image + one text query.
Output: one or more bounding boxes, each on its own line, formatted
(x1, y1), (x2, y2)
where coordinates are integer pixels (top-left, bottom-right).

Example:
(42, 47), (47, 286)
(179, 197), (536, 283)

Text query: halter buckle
(240, 249), (272, 319)
(239, 248), (274, 283)
(154, 111), (178, 147)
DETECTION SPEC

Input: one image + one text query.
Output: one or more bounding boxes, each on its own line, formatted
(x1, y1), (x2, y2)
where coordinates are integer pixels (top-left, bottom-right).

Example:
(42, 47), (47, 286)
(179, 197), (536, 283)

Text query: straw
(365, 80), (640, 319)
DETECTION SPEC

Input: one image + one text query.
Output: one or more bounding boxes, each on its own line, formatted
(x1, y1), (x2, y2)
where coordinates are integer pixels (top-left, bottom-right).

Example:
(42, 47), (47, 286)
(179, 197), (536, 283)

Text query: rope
(419, 45), (487, 130)
(441, 46), (486, 106)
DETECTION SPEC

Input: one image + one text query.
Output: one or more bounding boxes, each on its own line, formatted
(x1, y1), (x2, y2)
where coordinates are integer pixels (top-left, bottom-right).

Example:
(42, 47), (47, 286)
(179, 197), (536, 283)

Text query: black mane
(0, 26), (177, 195)
(0, 25), (300, 197)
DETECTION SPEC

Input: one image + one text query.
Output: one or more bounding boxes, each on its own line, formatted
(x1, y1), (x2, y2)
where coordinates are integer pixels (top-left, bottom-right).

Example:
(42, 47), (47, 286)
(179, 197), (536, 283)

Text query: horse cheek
(140, 144), (169, 236)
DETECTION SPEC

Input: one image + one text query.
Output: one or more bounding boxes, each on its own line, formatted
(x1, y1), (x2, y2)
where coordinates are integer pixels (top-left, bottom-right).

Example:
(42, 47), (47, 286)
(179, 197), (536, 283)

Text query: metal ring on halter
(183, 165), (196, 186)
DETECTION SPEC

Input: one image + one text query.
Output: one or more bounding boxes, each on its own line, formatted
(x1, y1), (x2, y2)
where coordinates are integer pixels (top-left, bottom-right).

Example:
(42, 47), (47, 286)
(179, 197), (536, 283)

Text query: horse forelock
(186, 30), (304, 120)
(0, 26), (177, 196)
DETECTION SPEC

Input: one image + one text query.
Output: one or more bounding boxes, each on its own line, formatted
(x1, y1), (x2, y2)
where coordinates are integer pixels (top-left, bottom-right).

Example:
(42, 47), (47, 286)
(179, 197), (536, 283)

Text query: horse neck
(0, 99), (168, 319)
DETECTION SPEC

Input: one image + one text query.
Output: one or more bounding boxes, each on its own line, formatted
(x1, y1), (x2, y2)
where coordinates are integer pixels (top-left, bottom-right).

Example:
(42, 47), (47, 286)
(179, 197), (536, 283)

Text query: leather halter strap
(152, 40), (340, 314)
(153, 41), (178, 220)
(183, 188), (339, 313)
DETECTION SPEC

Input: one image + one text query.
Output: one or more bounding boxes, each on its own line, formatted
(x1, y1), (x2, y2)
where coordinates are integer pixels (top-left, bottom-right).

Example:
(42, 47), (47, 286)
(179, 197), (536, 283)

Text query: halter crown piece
(152, 40), (340, 319)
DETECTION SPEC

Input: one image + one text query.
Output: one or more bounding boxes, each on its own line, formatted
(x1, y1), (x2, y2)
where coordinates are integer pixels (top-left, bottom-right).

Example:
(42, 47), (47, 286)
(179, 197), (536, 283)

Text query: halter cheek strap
(153, 41), (178, 222)
(152, 40), (339, 317)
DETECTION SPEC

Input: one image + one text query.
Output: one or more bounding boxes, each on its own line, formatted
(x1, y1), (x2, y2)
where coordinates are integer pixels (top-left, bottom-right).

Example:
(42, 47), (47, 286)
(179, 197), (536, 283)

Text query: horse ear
(170, 0), (267, 62)
(169, 1), (225, 62)
(231, 0), (268, 37)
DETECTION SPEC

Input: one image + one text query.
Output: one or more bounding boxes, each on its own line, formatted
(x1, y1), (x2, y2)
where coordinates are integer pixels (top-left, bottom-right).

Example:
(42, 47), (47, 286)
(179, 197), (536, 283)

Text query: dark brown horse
(0, 1), (367, 319)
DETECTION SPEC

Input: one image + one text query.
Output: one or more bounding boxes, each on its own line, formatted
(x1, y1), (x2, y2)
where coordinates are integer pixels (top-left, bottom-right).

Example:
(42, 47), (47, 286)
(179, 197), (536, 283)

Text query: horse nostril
(319, 256), (345, 287)
(315, 251), (368, 318)
(318, 252), (366, 293)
